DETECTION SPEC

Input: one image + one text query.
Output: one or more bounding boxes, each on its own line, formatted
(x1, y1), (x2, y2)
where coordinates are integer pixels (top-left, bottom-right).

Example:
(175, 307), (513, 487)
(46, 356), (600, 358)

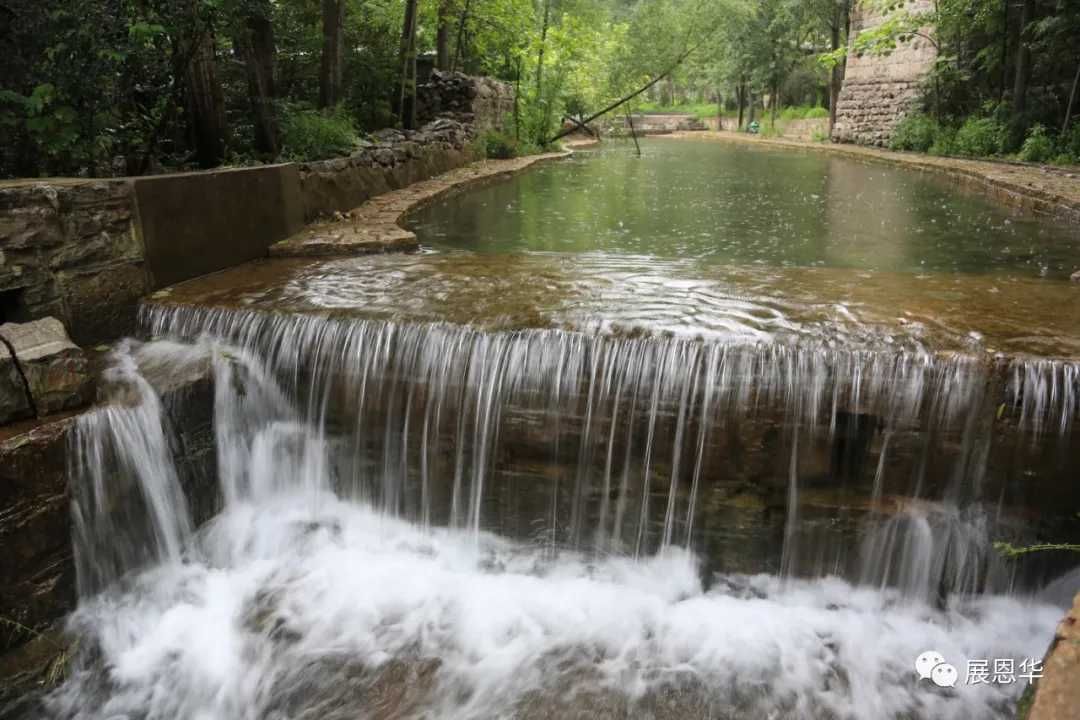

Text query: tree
(232, 0), (279, 156)
(437, 0), (454, 71)
(319, 0), (345, 108)
(180, 0), (228, 168)
(397, 0), (419, 129)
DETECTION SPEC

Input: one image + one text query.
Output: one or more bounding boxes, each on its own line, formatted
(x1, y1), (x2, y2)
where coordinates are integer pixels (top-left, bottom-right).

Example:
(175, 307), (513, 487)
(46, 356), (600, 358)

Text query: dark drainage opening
(0, 288), (28, 324)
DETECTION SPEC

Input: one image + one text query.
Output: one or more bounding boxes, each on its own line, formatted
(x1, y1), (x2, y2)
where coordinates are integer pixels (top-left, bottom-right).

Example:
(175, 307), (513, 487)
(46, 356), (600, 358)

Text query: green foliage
(889, 114), (939, 153)
(473, 126), (544, 160)
(1062, 123), (1080, 161)
(279, 105), (360, 160)
(778, 105), (827, 121)
(928, 126), (957, 157)
(952, 117), (1005, 157)
(994, 541), (1080, 558)
(1018, 124), (1055, 164)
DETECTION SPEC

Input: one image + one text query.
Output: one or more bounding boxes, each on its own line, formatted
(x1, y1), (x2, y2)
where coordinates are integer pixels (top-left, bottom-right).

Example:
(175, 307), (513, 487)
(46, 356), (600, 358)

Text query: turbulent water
(35, 301), (1079, 720)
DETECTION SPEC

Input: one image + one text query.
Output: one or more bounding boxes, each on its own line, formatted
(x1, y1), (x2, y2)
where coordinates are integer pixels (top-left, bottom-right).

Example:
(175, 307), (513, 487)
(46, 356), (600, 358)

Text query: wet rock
(0, 415), (78, 655)
(0, 318), (92, 416)
(1024, 592), (1080, 720)
(0, 345), (31, 425)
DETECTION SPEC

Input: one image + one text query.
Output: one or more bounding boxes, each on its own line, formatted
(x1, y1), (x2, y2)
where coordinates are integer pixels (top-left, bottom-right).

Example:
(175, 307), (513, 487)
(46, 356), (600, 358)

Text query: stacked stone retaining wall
(832, 0), (938, 146)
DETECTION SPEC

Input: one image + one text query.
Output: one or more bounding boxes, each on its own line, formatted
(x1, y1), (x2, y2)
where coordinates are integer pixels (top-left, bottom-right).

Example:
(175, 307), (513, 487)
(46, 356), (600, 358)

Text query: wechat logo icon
(915, 650), (958, 688)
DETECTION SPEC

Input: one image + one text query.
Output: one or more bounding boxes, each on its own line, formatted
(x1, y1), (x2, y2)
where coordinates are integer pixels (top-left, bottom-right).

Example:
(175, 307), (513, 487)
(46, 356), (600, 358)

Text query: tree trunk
(998, 0), (1009, 102)
(1064, 61), (1080, 136)
(398, 0), (419, 129)
(436, 0), (452, 71)
(451, 0), (473, 72)
(535, 0), (552, 100)
(828, 1), (850, 133)
(319, 0), (345, 108)
(737, 82), (745, 130)
(235, 0), (278, 157)
(182, 0), (227, 168)
(1012, 0), (1034, 118)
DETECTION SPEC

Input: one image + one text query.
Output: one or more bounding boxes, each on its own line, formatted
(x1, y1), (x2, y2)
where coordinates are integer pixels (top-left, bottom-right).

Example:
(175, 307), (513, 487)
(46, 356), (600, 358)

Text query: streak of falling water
(70, 342), (194, 596)
(135, 303), (1080, 592)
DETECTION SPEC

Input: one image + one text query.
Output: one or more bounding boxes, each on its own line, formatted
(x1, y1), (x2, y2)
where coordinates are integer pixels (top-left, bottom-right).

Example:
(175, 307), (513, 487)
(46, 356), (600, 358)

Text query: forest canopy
(2, 0), (1079, 178)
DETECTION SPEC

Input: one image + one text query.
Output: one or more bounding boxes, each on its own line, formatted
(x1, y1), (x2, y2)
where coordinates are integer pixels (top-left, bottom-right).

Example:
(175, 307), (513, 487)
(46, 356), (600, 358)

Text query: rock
(0, 343), (32, 425)
(1024, 592), (1080, 720)
(0, 318), (92, 416)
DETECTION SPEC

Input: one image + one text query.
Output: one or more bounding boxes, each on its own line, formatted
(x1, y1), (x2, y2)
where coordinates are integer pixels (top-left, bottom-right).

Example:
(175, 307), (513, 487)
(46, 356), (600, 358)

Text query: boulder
(0, 318), (92, 417)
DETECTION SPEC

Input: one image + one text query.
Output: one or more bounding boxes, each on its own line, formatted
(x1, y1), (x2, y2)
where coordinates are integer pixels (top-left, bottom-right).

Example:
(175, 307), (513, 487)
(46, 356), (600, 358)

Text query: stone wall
(417, 71), (515, 131)
(831, 0), (938, 146)
(0, 181), (149, 346)
(298, 119), (474, 221)
(0, 74), (512, 343)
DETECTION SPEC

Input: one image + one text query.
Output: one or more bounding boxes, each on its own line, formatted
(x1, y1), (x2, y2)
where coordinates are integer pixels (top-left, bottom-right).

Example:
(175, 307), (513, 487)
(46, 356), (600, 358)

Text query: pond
(409, 138), (1080, 278)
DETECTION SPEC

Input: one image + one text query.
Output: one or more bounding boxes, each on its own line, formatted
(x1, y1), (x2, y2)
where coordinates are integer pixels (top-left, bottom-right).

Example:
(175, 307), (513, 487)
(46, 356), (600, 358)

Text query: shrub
(280, 105), (359, 161)
(889, 114), (938, 153)
(778, 105), (828, 121)
(1062, 122), (1080, 161)
(480, 128), (519, 159)
(928, 126), (957, 157)
(1018, 124), (1055, 163)
(952, 116), (1005, 157)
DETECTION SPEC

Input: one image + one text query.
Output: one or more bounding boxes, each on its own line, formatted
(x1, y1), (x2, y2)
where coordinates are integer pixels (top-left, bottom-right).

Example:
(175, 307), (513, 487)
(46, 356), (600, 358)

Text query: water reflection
(408, 139), (1080, 278)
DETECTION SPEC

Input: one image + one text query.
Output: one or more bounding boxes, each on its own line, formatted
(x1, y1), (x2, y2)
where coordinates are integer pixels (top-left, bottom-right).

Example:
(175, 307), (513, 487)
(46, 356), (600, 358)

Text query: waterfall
(42, 304), (1078, 720)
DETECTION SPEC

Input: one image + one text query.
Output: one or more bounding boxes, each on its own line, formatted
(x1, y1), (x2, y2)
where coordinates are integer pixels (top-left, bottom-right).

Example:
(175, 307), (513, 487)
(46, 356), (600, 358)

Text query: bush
(479, 128), (519, 159)
(890, 114), (938, 153)
(280, 105), (359, 161)
(1062, 123), (1080, 161)
(928, 126), (957, 157)
(472, 128), (546, 160)
(1018, 124), (1055, 163)
(778, 105), (828, 121)
(952, 116), (1005, 157)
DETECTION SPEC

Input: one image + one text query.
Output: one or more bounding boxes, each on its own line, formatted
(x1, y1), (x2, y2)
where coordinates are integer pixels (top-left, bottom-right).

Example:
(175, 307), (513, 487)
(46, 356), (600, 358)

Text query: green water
(408, 138), (1080, 278)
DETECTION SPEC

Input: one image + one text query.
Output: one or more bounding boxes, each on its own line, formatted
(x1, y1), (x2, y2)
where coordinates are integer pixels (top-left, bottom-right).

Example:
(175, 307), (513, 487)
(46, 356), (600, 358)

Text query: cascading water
(36, 303), (1080, 720)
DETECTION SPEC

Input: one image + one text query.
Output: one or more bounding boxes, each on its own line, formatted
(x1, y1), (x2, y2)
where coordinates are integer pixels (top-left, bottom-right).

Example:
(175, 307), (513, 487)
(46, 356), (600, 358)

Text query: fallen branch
(546, 44), (700, 145)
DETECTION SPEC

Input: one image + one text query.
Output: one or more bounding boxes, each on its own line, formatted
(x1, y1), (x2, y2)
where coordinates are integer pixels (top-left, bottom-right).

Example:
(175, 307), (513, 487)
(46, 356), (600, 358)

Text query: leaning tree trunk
(319, 0), (345, 108)
(397, 0), (419, 129)
(235, 0), (278, 156)
(182, 0), (227, 168)
(436, 0), (452, 71)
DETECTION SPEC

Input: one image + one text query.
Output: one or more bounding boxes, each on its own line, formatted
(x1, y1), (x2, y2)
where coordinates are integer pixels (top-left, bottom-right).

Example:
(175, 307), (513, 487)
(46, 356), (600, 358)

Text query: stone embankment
(274, 147), (579, 257)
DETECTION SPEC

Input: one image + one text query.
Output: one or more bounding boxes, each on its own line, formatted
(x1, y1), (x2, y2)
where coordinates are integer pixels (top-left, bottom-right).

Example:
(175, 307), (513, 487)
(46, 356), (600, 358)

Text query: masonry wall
(831, 0), (938, 146)
(0, 74), (513, 345)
